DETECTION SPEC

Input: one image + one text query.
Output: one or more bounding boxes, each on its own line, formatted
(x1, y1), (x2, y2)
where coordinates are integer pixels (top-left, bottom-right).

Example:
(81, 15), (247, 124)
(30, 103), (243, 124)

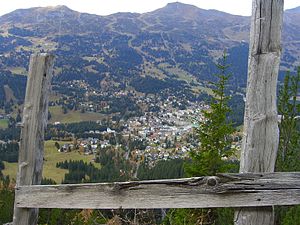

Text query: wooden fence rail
(15, 172), (300, 209)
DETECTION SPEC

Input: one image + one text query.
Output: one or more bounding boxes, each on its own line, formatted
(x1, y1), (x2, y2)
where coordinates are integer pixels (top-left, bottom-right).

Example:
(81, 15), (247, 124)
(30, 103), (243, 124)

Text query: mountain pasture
(2, 140), (96, 183)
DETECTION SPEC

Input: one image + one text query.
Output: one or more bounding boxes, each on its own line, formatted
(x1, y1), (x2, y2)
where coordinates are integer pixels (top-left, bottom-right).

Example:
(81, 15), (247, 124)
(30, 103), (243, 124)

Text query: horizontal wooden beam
(15, 173), (300, 209)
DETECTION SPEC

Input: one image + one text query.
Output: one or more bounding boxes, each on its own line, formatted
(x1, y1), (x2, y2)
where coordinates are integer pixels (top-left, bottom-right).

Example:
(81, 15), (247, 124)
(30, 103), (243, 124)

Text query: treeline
(0, 119), (21, 141)
(137, 159), (185, 180)
(56, 150), (186, 185)
(46, 121), (106, 140)
(46, 120), (126, 140)
(275, 68), (300, 225)
(130, 76), (187, 94)
(87, 94), (142, 116)
(51, 121), (106, 134)
(0, 142), (19, 179)
(0, 71), (27, 105)
(228, 94), (245, 126)
(0, 142), (19, 163)
(0, 127), (21, 141)
(0, 176), (14, 225)
(94, 148), (132, 182)
(56, 160), (99, 184)
(128, 137), (148, 151)
(0, 161), (4, 176)
(56, 147), (132, 184)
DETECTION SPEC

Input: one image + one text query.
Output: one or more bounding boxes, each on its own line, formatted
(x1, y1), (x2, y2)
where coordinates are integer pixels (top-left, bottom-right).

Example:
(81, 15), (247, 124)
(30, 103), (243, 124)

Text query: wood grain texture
(15, 173), (300, 209)
(13, 53), (54, 225)
(236, 0), (284, 224)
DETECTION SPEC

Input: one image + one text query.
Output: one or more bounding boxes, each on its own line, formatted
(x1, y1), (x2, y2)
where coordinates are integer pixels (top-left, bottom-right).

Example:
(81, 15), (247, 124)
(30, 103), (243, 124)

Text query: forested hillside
(0, 3), (299, 101)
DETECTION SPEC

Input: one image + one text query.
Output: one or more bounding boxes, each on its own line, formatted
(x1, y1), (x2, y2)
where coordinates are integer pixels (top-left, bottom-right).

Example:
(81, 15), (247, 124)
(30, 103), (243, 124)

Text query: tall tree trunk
(235, 0), (284, 225)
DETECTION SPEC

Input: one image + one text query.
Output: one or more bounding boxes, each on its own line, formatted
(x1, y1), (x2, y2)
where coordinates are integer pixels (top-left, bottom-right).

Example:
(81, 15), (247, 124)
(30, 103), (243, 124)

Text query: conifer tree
(185, 52), (236, 177)
(164, 52), (237, 225)
(276, 67), (300, 172)
(276, 67), (300, 225)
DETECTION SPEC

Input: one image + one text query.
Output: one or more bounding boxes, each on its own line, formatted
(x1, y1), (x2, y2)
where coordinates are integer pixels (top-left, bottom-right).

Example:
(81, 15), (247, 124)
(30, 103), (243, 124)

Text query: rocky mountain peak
(155, 2), (205, 16)
(50, 5), (71, 11)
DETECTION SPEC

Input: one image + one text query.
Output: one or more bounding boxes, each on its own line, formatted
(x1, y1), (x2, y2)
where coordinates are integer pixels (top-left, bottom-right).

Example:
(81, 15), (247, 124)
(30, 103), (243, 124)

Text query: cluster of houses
(123, 100), (205, 142)
(56, 99), (208, 165)
(58, 137), (108, 155)
(51, 86), (242, 165)
(0, 114), (10, 120)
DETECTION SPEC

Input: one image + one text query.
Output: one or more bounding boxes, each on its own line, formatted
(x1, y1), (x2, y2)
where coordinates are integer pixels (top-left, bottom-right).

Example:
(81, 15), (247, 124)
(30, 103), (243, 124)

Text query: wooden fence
(15, 173), (300, 209)
(11, 1), (300, 224)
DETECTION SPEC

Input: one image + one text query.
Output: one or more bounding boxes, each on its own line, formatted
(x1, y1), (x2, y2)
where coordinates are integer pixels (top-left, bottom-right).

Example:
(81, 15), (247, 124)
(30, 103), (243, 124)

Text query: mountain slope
(0, 2), (299, 100)
(286, 6), (300, 14)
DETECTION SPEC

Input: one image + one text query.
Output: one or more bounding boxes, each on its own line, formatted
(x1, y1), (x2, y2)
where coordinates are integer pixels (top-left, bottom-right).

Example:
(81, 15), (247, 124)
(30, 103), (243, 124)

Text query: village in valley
(0, 76), (242, 185)
(48, 79), (242, 168)
(52, 89), (205, 164)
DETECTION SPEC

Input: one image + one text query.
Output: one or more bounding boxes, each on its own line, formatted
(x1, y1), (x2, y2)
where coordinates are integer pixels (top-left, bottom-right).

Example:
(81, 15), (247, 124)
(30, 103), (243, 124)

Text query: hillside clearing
(49, 106), (104, 124)
(2, 140), (97, 183)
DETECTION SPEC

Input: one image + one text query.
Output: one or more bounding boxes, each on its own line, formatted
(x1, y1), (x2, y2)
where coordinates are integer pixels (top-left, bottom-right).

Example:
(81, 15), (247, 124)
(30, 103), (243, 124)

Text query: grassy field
(49, 106), (104, 124)
(2, 140), (96, 184)
(0, 119), (9, 129)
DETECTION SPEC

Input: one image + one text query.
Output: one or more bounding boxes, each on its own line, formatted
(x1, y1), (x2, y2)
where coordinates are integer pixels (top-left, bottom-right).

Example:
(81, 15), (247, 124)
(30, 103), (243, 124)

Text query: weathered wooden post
(13, 53), (54, 225)
(235, 0), (284, 225)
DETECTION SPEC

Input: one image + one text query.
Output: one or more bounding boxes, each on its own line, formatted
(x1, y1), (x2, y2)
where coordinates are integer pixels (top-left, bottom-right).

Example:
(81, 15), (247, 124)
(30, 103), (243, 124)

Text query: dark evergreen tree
(276, 67), (300, 172)
(54, 142), (60, 150)
(275, 67), (300, 225)
(16, 113), (22, 123)
(137, 159), (184, 180)
(185, 52), (236, 177)
(0, 176), (14, 224)
(165, 52), (237, 225)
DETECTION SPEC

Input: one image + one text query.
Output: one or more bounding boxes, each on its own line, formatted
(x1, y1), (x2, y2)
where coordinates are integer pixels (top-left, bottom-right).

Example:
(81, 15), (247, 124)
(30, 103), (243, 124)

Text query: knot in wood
(112, 183), (122, 193)
(19, 162), (29, 168)
(206, 176), (220, 187)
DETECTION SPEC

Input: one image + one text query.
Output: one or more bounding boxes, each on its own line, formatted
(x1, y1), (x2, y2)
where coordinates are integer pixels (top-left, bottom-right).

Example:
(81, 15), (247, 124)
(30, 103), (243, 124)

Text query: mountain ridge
(4, 2), (299, 19)
(286, 6), (300, 14)
(0, 2), (299, 101)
